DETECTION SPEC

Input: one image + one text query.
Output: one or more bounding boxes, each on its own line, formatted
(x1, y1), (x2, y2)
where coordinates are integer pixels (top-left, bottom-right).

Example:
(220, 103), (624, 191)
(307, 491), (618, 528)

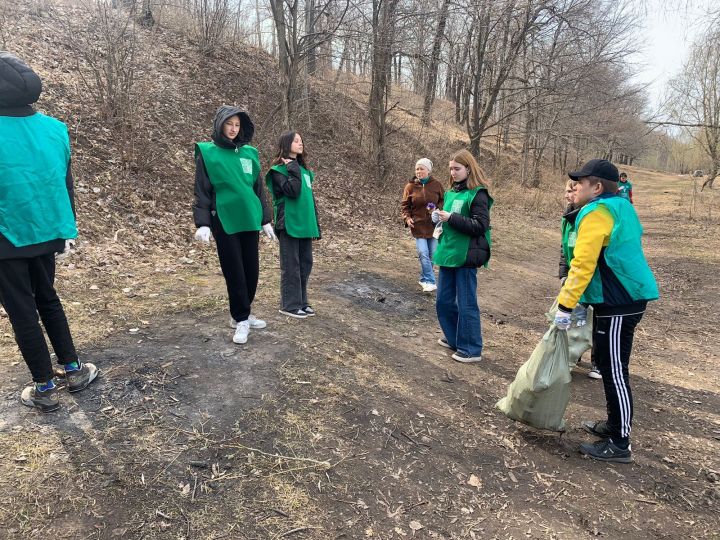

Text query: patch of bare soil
(1, 169), (718, 539)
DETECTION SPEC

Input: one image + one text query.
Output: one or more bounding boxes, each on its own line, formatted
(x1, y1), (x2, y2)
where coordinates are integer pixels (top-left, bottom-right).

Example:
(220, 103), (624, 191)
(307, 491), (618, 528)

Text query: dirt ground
(1, 169), (718, 540)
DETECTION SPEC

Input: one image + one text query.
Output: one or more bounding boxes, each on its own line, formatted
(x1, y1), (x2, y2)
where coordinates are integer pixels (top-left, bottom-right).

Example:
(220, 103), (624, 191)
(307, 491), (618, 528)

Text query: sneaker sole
(579, 448), (633, 464)
(68, 368), (99, 393)
(279, 310), (308, 319)
(249, 322), (267, 329)
(437, 339), (455, 351)
(233, 336), (248, 344)
(20, 397), (61, 412)
(588, 372), (602, 379)
(452, 354), (482, 363)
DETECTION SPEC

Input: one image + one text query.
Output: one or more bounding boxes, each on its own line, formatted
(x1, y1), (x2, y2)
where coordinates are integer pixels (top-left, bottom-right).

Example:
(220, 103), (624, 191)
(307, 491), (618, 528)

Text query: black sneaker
(279, 309), (308, 319)
(302, 306), (316, 317)
(65, 363), (99, 393)
(582, 420), (612, 438)
(451, 351), (482, 363)
(437, 338), (456, 351)
(579, 439), (632, 463)
(20, 384), (60, 412)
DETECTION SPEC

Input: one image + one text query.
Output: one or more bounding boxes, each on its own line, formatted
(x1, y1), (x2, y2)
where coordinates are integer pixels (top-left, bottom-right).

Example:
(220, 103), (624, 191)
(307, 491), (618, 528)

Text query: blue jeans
(415, 238), (437, 284)
(436, 266), (482, 356)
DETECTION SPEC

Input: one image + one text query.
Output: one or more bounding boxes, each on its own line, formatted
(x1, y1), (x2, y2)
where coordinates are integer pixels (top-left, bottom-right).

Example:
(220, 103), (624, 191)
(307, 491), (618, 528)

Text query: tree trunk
(421, 0), (449, 127)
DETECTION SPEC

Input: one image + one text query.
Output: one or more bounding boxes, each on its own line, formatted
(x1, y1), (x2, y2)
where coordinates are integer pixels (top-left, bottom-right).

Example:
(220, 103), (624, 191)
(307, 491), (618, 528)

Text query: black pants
(214, 225), (260, 323)
(0, 254), (78, 382)
(593, 312), (644, 445)
(278, 230), (313, 311)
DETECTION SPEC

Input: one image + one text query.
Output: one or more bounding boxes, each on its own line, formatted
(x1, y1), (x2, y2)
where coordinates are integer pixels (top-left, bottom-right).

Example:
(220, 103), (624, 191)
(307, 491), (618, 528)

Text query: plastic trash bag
(496, 325), (572, 432)
(547, 299), (593, 368)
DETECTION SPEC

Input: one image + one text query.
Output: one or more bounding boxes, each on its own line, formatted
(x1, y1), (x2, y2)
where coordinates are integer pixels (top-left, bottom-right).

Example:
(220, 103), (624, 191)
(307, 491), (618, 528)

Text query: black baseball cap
(568, 159), (619, 183)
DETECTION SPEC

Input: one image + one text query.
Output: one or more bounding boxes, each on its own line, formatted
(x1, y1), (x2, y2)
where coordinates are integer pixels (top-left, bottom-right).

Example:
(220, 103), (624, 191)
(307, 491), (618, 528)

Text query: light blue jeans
(415, 238), (437, 284)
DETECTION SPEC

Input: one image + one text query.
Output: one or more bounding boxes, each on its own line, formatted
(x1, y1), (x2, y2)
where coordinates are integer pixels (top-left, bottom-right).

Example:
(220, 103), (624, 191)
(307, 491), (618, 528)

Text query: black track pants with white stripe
(593, 312), (644, 445)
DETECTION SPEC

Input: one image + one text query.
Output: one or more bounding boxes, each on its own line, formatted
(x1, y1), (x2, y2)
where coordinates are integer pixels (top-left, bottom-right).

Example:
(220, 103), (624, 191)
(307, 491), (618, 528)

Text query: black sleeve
(559, 245), (569, 279)
(283, 160), (304, 198)
(271, 168), (302, 199)
(446, 190), (489, 237)
(193, 153), (214, 228)
(66, 160), (76, 217)
(254, 171), (271, 226)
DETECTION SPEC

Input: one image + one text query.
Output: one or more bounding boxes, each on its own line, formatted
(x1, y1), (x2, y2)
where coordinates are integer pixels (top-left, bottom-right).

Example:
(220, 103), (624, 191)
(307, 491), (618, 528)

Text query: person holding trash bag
(431, 150), (492, 364)
(193, 105), (275, 345)
(400, 158), (444, 292)
(0, 51), (98, 412)
(265, 131), (321, 319)
(555, 159), (658, 463)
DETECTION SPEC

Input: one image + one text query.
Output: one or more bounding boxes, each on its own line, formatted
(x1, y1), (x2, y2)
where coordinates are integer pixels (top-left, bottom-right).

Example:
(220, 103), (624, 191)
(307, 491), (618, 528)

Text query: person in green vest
(431, 149), (492, 364)
(193, 105), (275, 345)
(559, 179), (600, 379)
(617, 172), (633, 203)
(555, 159), (658, 463)
(0, 52), (98, 412)
(265, 131), (320, 319)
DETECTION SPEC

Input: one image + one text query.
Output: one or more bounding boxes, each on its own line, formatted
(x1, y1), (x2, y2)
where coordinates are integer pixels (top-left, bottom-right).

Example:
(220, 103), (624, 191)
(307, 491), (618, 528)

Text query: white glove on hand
(554, 308), (572, 330)
(431, 210), (440, 224)
(262, 223), (277, 241)
(194, 226), (212, 243)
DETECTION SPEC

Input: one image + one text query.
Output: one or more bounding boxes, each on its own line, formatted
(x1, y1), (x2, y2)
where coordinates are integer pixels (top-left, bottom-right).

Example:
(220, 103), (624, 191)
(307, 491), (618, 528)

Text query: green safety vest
(195, 142), (262, 233)
(575, 195), (658, 304)
(265, 163), (319, 239)
(561, 215), (577, 264)
(617, 180), (632, 201)
(0, 113), (77, 247)
(433, 186), (493, 268)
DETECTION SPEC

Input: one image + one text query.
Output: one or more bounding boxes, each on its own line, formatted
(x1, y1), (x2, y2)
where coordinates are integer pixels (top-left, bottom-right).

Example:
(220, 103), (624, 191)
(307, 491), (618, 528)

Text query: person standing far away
(193, 105), (276, 345)
(431, 149), (492, 364)
(400, 158), (444, 292)
(0, 51), (98, 412)
(617, 172), (633, 203)
(554, 159), (658, 464)
(265, 131), (321, 319)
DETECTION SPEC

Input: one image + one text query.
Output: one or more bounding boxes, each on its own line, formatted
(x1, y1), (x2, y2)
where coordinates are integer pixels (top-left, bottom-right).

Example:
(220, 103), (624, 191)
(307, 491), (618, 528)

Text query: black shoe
(437, 338), (456, 351)
(582, 420), (612, 438)
(65, 363), (99, 393)
(451, 351), (482, 363)
(579, 439), (632, 463)
(20, 384), (60, 412)
(279, 309), (308, 319)
(302, 306), (316, 317)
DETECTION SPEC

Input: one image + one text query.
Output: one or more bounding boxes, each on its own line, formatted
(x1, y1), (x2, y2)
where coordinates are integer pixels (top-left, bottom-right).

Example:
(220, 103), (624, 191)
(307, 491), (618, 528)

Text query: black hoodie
(0, 52), (74, 259)
(192, 105), (271, 230)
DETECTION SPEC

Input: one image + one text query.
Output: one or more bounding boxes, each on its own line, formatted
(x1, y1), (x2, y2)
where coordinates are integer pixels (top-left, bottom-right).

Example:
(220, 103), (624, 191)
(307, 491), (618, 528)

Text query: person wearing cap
(400, 158), (444, 292)
(554, 158), (658, 463)
(617, 172), (633, 203)
(0, 52), (98, 411)
(193, 105), (276, 345)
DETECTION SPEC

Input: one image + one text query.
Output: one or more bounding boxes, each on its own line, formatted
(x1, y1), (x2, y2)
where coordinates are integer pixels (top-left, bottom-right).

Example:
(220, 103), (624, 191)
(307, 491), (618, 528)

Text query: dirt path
(0, 169), (718, 539)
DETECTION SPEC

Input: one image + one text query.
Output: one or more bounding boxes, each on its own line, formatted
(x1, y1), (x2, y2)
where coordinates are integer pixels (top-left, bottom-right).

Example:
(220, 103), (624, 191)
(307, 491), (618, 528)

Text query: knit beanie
(416, 158), (433, 173)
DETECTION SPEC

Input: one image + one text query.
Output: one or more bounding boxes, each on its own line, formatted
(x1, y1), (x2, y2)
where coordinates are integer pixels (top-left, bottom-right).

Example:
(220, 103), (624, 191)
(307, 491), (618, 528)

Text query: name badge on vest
(239, 158), (253, 174)
(568, 231), (577, 248)
(303, 172), (312, 189)
(451, 200), (464, 213)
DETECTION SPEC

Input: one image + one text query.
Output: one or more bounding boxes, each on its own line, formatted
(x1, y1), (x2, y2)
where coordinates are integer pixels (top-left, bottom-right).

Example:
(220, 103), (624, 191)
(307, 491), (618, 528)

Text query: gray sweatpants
(278, 230), (313, 311)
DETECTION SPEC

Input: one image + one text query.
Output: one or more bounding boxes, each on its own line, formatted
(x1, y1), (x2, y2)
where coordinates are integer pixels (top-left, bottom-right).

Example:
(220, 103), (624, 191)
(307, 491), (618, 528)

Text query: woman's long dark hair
(272, 130), (308, 168)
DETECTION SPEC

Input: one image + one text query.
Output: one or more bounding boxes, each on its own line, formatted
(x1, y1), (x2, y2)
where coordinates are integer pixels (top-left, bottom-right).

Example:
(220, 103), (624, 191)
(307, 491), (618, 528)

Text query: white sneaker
(248, 315), (266, 329)
(425, 283), (437, 292)
(233, 320), (250, 344)
(588, 364), (602, 379)
(230, 315), (266, 329)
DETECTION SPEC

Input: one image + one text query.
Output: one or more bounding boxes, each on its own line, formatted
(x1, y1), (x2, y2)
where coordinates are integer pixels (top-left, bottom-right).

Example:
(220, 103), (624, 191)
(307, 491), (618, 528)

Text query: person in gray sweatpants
(265, 131), (321, 319)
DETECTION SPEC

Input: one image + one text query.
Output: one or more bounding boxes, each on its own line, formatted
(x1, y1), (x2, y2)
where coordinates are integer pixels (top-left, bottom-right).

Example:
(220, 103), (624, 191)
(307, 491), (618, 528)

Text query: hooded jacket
(0, 52), (75, 260)
(193, 105), (271, 231)
(400, 176), (444, 238)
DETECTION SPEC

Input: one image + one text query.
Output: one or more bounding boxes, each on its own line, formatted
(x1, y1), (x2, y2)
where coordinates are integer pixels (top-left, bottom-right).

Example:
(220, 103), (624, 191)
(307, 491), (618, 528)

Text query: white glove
(56, 239), (76, 261)
(431, 210), (440, 224)
(262, 223), (277, 241)
(194, 226), (212, 243)
(554, 308), (572, 330)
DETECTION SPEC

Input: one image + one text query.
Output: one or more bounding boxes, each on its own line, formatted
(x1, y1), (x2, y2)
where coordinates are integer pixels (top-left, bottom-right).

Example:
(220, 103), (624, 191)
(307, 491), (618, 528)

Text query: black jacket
(0, 53), (73, 259)
(268, 159), (321, 237)
(446, 180), (491, 268)
(192, 105), (270, 231)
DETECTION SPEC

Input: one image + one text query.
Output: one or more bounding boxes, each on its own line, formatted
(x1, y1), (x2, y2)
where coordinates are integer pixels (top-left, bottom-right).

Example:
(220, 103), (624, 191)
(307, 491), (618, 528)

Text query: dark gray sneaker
(20, 384), (60, 412)
(65, 363), (99, 393)
(579, 439), (632, 464)
(582, 420), (612, 438)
